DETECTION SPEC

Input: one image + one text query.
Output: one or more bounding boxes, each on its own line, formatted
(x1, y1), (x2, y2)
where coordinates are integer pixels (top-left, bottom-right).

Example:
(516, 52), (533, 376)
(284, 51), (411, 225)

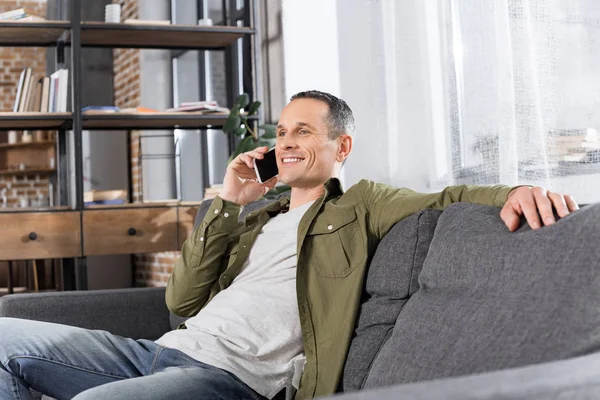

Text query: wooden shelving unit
(0, 206), (70, 213)
(0, 112), (71, 130)
(0, 0), (259, 291)
(0, 21), (70, 46)
(0, 168), (56, 176)
(78, 22), (253, 50)
(0, 140), (55, 149)
(82, 112), (255, 130)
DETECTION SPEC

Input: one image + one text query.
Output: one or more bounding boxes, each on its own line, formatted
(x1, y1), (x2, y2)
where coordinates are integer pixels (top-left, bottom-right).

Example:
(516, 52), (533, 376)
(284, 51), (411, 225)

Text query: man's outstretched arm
(357, 180), (578, 239)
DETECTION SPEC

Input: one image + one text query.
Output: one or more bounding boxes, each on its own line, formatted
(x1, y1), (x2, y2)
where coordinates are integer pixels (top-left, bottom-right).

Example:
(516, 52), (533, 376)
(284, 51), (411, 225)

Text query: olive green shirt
(166, 178), (513, 399)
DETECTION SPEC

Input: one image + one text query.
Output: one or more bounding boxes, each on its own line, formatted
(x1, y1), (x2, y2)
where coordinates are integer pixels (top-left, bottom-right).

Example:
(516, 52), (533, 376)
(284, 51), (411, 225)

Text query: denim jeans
(0, 318), (267, 400)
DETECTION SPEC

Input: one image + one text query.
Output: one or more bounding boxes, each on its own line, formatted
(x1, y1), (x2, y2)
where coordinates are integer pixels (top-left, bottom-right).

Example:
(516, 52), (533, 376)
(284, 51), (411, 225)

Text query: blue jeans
(0, 318), (267, 400)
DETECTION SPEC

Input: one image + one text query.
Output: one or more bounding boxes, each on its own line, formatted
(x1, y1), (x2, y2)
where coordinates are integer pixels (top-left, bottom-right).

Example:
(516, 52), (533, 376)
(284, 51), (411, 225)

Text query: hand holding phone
(253, 147), (278, 183)
(219, 146), (278, 206)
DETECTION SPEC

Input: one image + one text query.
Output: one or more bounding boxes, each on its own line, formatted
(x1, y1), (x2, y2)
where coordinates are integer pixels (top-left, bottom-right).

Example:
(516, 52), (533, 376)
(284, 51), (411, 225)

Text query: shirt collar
(246, 178), (345, 223)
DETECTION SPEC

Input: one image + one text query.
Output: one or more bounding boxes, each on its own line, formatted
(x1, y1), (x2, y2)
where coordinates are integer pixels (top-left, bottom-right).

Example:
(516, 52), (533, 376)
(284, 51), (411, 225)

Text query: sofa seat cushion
(341, 209), (441, 391)
(364, 203), (600, 388)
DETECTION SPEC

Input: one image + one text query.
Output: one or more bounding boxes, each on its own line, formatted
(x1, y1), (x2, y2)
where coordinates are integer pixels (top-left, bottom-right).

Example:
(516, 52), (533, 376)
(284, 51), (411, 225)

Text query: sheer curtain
(437, 0), (600, 203)
(337, 0), (600, 203)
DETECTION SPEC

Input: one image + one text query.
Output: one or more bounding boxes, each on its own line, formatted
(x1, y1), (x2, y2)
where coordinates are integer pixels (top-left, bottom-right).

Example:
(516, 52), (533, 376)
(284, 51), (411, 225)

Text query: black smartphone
(253, 148), (278, 183)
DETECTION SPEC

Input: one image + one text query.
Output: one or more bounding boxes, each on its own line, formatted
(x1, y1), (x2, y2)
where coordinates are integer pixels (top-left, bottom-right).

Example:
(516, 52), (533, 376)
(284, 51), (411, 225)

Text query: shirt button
(199, 237), (204, 242)
(224, 212), (229, 218)
(214, 209), (219, 214)
(327, 224), (333, 230)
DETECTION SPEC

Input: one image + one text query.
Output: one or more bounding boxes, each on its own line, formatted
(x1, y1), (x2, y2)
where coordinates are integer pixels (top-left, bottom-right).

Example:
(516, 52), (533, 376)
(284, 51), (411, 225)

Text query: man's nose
(279, 134), (297, 149)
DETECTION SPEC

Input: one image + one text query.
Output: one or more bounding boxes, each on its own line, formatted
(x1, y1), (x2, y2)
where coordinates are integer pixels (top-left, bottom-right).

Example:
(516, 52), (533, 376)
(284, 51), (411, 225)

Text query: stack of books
(13, 67), (69, 113)
(166, 101), (229, 113)
(0, 8), (46, 22)
(547, 128), (600, 163)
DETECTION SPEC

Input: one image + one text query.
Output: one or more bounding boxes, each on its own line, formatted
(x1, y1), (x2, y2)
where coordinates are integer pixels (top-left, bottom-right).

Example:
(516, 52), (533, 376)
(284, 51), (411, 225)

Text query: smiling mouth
(281, 157), (304, 164)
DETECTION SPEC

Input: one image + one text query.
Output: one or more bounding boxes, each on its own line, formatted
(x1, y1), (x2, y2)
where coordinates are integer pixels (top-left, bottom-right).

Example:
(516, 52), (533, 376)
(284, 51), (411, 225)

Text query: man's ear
(336, 134), (353, 162)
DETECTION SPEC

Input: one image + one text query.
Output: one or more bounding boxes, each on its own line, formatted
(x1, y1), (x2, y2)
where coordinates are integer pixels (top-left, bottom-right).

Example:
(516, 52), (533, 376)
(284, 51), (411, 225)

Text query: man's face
(275, 98), (341, 189)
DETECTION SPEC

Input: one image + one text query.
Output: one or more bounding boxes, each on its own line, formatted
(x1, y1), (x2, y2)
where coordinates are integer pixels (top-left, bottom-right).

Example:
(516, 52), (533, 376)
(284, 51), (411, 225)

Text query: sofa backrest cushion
(364, 203), (600, 389)
(341, 208), (441, 392)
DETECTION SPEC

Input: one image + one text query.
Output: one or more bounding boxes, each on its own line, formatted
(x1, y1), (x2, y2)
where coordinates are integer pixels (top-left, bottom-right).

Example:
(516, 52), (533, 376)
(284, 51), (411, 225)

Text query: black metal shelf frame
(0, 0), (259, 291)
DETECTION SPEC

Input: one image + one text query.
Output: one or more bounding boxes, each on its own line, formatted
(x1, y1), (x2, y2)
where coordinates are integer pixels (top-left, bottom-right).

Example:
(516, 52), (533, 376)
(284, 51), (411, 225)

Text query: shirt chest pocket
(305, 207), (366, 278)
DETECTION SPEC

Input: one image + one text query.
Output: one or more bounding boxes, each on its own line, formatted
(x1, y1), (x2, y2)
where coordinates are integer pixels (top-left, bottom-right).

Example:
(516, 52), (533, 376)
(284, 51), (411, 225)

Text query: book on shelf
(40, 77), (50, 113)
(123, 19), (171, 25)
(13, 68), (27, 112)
(17, 68), (32, 112)
(0, 8), (46, 21)
(119, 106), (160, 113)
(82, 106), (120, 113)
(82, 106), (160, 114)
(166, 100), (229, 113)
(12, 67), (68, 113)
(49, 69), (69, 112)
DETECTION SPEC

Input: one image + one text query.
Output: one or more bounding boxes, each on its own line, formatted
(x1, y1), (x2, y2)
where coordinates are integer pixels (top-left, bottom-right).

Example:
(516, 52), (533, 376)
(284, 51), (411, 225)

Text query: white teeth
(283, 157), (303, 163)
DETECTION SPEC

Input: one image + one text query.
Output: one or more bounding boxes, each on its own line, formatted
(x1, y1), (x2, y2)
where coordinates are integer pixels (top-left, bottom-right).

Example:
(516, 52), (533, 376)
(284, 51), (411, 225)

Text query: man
(0, 91), (578, 400)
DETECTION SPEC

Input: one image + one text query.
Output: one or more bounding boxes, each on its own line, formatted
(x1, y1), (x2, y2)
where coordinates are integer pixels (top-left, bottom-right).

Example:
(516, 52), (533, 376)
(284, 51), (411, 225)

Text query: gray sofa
(1, 200), (600, 400)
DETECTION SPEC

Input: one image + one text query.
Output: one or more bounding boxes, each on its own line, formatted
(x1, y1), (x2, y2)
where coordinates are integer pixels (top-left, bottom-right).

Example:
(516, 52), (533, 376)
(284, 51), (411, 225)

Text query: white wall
(282, 0), (341, 99)
(282, 0), (438, 190)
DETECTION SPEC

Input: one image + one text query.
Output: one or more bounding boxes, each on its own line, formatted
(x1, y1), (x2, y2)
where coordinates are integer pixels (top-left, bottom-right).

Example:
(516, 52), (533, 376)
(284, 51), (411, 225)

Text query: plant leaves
(234, 125), (247, 137)
(259, 138), (275, 148)
(247, 101), (261, 115)
(235, 93), (250, 108)
(223, 114), (241, 134)
(260, 124), (277, 138)
(228, 136), (257, 163)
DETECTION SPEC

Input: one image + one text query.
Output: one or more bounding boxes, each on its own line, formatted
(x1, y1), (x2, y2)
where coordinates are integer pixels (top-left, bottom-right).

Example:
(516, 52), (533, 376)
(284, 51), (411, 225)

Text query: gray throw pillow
(341, 209), (441, 392)
(364, 203), (600, 388)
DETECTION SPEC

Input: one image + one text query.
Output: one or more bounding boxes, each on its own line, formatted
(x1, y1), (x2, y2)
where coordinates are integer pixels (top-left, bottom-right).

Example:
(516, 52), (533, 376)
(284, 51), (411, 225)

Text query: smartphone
(253, 147), (278, 183)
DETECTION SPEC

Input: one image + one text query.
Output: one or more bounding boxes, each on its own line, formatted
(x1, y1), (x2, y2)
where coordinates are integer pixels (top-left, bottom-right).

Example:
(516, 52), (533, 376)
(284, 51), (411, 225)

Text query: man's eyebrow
(276, 122), (316, 130)
(297, 122), (316, 130)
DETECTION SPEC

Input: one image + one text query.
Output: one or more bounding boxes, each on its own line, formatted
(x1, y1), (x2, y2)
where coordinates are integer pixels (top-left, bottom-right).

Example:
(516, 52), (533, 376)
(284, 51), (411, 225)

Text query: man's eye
(299, 130), (309, 135)
(277, 131), (286, 137)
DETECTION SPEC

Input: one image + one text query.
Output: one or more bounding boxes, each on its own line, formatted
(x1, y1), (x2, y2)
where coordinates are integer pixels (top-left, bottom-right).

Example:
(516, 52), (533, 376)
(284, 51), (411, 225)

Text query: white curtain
(438, 0), (600, 202)
(337, 0), (600, 203)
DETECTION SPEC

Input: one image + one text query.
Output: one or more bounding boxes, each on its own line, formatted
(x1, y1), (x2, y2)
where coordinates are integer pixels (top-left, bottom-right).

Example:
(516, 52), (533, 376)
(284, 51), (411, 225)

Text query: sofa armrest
(323, 352), (600, 400)
(0, 287), (171, 340)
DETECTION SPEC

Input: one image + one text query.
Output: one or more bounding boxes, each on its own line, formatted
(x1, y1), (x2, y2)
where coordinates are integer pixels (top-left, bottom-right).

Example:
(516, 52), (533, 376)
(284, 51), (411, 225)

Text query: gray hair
(290, 90), (355, 139)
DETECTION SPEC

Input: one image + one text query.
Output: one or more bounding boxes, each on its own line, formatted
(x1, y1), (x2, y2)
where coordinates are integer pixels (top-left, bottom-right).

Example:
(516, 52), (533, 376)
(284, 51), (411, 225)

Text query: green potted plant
(223, 93), (289, 198)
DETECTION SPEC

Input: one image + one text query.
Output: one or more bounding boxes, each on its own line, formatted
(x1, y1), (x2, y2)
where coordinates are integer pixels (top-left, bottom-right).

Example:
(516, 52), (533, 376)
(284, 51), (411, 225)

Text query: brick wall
(0, 1), (47, 111)
(0, 0), (51, 208)
(0, 174), (52, 207)
(112, 0), (178, 287)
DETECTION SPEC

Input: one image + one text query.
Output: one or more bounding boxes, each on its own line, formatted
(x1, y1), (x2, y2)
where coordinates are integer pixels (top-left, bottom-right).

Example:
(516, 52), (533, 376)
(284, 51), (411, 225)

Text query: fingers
(263, 176), (278, 191)
(233, 147), (269, 170)
(547, 191), (570, 218)
(503, 186), (580, 232)
(520, 188), (542, 229)
(564, 195), (579, 212)
(500, 205), (521, 232)
(532, 188), (555, 226)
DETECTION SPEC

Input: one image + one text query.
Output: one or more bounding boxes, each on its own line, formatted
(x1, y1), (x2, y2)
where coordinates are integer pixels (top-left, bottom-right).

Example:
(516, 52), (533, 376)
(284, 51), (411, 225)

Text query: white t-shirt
(156, 200), (314, 398)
